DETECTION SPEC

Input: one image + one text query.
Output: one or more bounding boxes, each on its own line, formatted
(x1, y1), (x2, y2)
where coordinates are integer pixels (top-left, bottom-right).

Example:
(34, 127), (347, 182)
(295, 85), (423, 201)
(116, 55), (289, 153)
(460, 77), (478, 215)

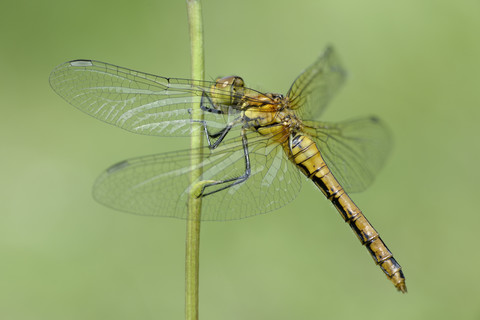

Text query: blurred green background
(1, 0), (479, 319)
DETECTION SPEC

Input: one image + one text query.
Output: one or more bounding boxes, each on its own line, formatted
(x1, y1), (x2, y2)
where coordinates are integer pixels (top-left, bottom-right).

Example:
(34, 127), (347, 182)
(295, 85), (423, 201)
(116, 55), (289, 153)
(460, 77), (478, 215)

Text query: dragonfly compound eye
(211, 76), (245, 106)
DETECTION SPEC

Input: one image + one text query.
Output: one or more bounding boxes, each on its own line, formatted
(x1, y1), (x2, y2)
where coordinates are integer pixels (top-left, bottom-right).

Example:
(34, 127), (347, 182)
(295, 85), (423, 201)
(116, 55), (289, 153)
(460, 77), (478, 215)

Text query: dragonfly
(50, 46), (406, 293)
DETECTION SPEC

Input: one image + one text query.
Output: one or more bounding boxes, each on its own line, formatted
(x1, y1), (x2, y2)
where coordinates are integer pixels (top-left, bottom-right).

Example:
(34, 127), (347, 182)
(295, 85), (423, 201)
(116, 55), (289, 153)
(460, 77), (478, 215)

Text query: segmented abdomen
(284, 133), (406, 293)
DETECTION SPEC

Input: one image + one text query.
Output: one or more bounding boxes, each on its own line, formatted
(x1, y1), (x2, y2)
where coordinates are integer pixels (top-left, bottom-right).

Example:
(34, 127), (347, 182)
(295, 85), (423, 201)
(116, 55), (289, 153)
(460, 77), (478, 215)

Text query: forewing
(93, 133), (303, 220)
(49, 60), (235, 136)
(287, 46), (347, 120)
(309, 117), (392, 193)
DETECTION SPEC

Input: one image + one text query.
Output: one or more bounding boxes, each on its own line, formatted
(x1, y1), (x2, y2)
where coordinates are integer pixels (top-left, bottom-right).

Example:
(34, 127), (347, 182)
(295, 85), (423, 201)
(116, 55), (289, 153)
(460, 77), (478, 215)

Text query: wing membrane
(308, 116), (392, 193)
(287, 46), (347, 120)
(93, 133), (302, 220)
(49, 60), (248, 136)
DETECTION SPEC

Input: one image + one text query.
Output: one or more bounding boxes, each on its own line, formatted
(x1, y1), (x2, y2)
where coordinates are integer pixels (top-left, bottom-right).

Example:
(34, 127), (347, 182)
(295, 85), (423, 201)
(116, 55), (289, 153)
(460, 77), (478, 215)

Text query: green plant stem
(185, 1), (205, 319)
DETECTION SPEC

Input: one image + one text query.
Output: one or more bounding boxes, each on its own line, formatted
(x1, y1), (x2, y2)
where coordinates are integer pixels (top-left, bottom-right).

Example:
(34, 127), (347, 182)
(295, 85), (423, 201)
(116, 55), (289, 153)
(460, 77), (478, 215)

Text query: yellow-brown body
(242, 94), (407, 293)
(50, 49), (406, 293)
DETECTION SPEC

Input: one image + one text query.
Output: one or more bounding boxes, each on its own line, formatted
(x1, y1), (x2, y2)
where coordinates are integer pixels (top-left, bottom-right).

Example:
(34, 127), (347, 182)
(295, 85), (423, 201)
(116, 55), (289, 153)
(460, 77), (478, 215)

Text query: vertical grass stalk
(185, 1), (205, 319)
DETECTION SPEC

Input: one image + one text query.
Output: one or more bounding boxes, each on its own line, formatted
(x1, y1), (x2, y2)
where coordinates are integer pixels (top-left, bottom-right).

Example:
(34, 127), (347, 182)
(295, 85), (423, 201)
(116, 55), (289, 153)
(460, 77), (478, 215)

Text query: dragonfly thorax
(243, 95), (304, 145)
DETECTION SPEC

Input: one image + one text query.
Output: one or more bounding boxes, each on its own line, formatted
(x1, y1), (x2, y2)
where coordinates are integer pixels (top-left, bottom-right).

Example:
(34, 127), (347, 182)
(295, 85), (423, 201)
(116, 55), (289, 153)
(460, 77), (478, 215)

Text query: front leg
(199, 129), (251, 197)
(191, 92), (245, 149)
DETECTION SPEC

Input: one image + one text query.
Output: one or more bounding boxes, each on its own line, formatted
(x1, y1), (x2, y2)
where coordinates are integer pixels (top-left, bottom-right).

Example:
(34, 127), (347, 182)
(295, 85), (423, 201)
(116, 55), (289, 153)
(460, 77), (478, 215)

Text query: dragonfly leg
(200, 130), (251, 197)
(200, 91), (224, 115)
(207, 123), (237, 149)
(188, 92), (243, 149)
(190, 118), (240, 149)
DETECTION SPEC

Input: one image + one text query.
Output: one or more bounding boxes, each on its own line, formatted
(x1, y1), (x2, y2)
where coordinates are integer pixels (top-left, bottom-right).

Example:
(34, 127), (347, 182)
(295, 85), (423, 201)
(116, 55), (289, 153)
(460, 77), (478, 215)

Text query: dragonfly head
(210, 76), (245, 107)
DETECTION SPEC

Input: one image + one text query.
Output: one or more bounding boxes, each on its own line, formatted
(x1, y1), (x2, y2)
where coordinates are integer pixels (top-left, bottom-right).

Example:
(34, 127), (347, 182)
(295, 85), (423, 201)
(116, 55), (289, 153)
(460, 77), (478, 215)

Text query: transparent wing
(308, 116), (392, 193)
(287, 46), (347, 120)
(93, 133), (303, 220)
(49, 60), (251, 136)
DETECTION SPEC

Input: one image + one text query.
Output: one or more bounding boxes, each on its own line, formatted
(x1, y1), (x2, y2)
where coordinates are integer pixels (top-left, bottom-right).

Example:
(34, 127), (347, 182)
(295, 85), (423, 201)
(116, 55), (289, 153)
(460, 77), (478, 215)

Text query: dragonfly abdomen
(285, 134), (407, 293)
